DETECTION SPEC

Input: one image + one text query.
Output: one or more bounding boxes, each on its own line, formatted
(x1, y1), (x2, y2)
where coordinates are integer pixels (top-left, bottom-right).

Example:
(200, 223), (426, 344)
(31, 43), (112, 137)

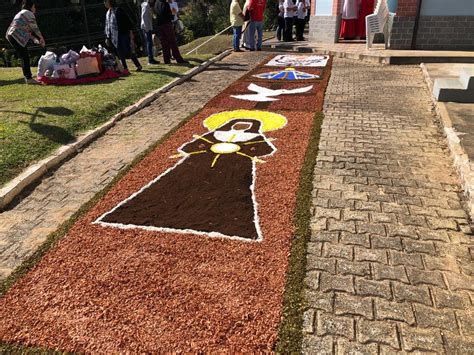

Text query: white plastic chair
(366, 0), (395, 49)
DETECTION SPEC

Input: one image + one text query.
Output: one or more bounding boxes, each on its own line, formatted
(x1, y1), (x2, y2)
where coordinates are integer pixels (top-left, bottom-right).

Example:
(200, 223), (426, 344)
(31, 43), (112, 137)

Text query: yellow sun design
(203, 110), (287, 133)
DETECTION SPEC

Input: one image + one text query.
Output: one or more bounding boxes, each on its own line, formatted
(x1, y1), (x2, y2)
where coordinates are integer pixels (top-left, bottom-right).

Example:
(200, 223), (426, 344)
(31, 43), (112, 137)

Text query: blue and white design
(253, 68), (320, 81)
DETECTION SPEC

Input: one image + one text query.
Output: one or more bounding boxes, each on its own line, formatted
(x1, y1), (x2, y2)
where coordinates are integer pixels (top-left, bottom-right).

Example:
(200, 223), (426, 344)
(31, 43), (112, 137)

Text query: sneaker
(257, 48), (262, 51)
(136, 66), (143, 72)
(234, 48), (243, 52)
(147, 60), (160, 65)
(25, 78), (40, 85)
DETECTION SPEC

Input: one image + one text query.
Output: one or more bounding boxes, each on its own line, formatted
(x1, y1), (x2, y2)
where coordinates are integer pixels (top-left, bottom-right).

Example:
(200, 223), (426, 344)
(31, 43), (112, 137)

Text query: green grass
(0, 54), (213, 187)
(275, 112), (324, 353)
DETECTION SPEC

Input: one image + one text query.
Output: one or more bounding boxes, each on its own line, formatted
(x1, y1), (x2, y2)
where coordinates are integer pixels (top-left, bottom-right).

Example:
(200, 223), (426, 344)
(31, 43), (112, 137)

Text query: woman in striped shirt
(5, 0), (45, 84)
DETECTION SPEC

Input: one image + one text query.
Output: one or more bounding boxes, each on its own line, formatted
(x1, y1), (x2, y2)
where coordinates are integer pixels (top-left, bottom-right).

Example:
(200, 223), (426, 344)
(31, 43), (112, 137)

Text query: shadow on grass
(17, 106), (76, 144)
(0, 78), (25, 86)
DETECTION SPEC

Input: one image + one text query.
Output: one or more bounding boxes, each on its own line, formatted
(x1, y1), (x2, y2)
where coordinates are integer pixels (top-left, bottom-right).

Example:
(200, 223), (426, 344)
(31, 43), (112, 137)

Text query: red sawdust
(0, 56), (331, 352)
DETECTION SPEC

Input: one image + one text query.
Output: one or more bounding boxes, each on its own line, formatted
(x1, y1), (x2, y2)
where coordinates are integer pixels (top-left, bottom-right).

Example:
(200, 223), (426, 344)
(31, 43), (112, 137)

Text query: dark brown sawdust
(0, 56), (331, 352)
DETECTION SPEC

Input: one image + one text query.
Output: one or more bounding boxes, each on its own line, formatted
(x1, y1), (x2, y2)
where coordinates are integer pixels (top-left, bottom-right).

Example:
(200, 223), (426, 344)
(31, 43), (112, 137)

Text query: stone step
(433, 68), (474, 103)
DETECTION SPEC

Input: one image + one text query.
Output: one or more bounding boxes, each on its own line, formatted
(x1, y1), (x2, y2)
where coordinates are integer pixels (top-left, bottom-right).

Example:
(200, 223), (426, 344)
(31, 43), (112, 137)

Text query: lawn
(0, 54), (214, 187)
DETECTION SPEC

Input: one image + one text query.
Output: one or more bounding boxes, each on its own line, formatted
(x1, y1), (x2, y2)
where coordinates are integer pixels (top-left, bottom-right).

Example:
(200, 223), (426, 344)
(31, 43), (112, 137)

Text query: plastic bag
(37, 51), (57, 77)
(52, 64), (77, 79)
(60, 50), (80, 65)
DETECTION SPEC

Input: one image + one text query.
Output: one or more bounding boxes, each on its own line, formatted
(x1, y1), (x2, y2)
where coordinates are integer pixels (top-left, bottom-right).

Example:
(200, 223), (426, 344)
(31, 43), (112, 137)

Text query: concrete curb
(0, 49), (233, 210)
(421, 63), (474, 220)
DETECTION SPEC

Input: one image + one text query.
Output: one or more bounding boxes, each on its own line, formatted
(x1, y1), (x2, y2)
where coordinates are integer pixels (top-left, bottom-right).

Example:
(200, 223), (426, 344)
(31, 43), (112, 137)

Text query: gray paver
(0, 52), (268, 279)
(304, 58), (474, 354)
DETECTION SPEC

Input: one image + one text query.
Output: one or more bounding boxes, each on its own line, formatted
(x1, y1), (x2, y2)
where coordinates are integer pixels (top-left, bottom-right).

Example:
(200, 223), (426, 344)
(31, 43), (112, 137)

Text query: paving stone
(357, 319), (399, 348)
(303, 309), (316, 334)
(355, 247), (387, 264)
(393, 283), (432, 306)
(305, 271), (321, 290)
(402, 239), (437, 256)
(305, 58), (474, 353)
(305, 290), (334, 313)
(400, 325), (444, 352)
(306, 255), (337, 274)
(432, 288), (470, 310)
(414, 304), (458, 331)
(334, 293), (373, 319)
(390, 250), (424, 269)
(373, 264), (408, 283)
(376, 299), (415, 326)
(324, 244), (354, 261)
(317, 312), (355, 339)
(337, 260), (371, 277)
(457, 311), (474, 336)
(302, 334), (334, 354)
(355, 278), (392, 300)
(340, 233), (370, 248)
(307, 242), (323, 256)
(371, 235), (402, 251)
(320, 273), (354, 293)
(406, 268), (446, 288)
(443, 332), (474, 354)
(336, 338), (378, 355)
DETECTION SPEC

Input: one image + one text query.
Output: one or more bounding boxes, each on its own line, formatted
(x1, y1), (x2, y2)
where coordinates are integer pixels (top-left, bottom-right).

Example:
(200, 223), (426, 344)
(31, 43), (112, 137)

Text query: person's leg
(116, 34), (129, 70)
(256, 21), (263, 50)
(159, 24), (172, 64)
(284, 17), (291, 41)
(7, 35), (32, 79)
(248, 21), (256, 50)
(296, 19), (303, 40)
(233, 26), (242, 50)
(145, 30), (155, 63)
(164, 23), (185, 63)
(277, 17), (284, 41)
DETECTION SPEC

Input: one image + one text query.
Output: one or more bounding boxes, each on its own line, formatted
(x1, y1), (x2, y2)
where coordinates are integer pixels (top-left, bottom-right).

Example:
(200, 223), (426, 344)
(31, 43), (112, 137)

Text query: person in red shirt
(246, 0), (267, 50)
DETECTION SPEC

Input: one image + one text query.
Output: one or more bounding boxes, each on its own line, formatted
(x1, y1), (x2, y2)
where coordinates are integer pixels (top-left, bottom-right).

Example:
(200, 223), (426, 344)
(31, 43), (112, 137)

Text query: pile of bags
(38, 46), (125, 83)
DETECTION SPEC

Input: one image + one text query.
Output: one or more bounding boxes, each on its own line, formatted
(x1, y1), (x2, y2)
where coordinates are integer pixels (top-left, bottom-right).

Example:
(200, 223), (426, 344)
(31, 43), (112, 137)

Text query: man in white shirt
(283, 0), (297, 41)
(295, 0), (306, 41)
(141, 0), (159, 64)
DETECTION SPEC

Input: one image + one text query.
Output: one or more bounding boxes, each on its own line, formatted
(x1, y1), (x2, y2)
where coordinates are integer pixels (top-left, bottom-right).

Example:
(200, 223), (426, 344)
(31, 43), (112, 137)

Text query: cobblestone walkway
(303, 58), (474, 353)
(0, 52), (268, 279)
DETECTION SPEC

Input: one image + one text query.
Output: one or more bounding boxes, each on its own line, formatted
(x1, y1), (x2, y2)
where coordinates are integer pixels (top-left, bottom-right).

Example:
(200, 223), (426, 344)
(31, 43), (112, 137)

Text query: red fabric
(38, 70), (128, 86)
(247, 0), (267, 22)
(339, 18), (357, 39)
(357, 0), (375, 38)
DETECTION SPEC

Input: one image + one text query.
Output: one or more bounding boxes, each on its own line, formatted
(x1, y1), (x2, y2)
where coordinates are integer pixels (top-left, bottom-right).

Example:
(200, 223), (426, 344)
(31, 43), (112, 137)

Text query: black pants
(276, 16), (285, 41)
(158, 23), (184, 64)
(295, 18), (306, 41)
(7, 35), (32, 79)
(284, 17), (294, 41)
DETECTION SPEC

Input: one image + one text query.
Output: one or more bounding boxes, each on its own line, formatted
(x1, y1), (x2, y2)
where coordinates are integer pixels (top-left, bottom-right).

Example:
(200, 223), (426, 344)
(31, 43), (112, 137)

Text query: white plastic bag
(52, 64), (77, 79)
(60, 50), (80, 65)
(37, 51), (57, 77)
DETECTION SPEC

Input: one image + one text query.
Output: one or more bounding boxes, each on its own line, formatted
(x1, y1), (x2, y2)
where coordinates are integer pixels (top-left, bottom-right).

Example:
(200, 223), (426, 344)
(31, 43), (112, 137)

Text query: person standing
(154, 0), (187, 64)
(141, 0), (159, 65)
(276, 0), (285, 41)
(241, 0), (252, 50)
(247, 0), (267, 51)
(340, 0), (359, 39)
(357, 0), (375, 39)
(230, 0), (244, 52)
(105, 0), (142, 72)
(295, 0), (306, 41)
(5, 0), (45, 84)
(283, 0), (297, 42)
